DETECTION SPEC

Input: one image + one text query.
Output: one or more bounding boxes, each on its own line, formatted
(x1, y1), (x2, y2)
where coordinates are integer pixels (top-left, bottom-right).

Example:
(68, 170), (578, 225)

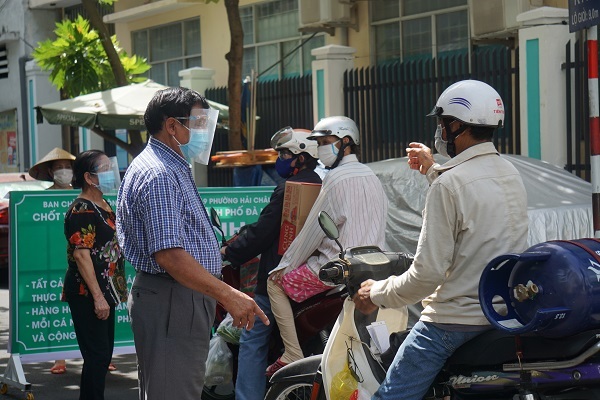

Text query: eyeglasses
(92, 163), (112, 173)
(278, 149), (295, 160)
(346, 340), (363, 383)
(173, 115), (209, 129)
(437, 118), (458, 128)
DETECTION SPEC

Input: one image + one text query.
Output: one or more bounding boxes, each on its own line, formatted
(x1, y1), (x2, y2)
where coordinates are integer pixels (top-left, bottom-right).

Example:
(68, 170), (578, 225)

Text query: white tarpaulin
(368, 154), (593, 255)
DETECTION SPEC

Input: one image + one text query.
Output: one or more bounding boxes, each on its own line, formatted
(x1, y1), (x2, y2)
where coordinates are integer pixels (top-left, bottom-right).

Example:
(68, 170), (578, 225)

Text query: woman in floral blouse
(62, 150), (127, 400)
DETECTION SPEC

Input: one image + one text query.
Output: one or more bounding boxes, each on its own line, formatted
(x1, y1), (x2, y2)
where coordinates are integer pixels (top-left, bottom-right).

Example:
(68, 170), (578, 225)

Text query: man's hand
(352, 279), (379, 315)
(406, 142), (434, 175)
(155, 248), (269, 330)
(220, 290), (269, 330)
(220, 246), (227, 256)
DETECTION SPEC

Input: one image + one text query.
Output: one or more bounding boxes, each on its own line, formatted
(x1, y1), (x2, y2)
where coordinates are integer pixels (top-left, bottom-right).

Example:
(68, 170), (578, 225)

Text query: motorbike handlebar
(318, 262), (344, 284)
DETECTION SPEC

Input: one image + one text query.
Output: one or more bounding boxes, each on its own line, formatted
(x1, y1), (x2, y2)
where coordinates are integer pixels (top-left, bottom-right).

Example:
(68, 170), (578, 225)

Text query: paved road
(0, 269), (139, 400)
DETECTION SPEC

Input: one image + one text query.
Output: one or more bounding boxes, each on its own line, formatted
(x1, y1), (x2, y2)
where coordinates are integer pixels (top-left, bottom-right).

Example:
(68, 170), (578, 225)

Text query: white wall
(518, 7), (573, 168)
(0, 0), (60, 170)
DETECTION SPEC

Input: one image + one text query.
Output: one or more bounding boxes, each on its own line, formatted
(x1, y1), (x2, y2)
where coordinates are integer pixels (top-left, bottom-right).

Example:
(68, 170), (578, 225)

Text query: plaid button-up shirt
(116, 137), (221, 275)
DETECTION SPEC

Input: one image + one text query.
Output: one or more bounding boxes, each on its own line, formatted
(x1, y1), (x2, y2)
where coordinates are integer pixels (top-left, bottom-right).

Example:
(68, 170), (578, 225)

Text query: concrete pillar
(25, 60), (61, 165)
(179, 67), (215, 96)
(311, 45), (356, 125)
(179, 67), (216, 187)
(517, 7), (573, 168)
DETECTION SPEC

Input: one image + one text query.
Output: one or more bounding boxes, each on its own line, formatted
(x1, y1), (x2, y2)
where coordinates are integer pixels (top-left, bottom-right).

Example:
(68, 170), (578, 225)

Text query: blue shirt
(116, 136), (221, 275)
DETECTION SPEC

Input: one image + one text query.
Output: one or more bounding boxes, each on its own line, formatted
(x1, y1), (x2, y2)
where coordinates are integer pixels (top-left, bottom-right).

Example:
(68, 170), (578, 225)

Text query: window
(0, 46), (7, 79)
(371, 0), (468, 64)
(241, 0), (325, 81)
(132, 19), (202, 86)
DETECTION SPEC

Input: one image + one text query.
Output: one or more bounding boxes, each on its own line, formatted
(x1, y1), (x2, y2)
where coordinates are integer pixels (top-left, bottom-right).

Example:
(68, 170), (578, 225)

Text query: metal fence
(205, 75), (313, 187)
(344, 46), (520, 164)
(564, 36), (591, 181)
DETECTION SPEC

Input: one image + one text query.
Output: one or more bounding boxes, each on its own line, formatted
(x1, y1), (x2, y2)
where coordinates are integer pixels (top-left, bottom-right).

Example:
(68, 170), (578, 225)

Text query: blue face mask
(275, 156), (296, 178)
(94, 171), (115, 194)
(174, 121), (211, 162)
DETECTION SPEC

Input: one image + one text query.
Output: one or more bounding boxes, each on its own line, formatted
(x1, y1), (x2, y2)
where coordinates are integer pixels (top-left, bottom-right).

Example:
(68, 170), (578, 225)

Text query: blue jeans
(235, 294), (275, 400)
(373, 321), (484, 400)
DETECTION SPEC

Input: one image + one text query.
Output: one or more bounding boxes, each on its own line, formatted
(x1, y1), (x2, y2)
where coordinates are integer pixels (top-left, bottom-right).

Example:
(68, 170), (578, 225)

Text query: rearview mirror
(318, 211), (344, 258)
(318, 211), (339, 240)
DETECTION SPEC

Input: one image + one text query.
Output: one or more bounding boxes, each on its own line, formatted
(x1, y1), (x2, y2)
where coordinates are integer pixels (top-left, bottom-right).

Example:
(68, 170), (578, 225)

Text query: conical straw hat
(28, 148), (76, 182)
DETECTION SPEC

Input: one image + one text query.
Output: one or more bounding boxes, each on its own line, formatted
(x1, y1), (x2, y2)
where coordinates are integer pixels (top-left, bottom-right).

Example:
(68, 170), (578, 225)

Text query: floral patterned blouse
(62, 198), (128, 307)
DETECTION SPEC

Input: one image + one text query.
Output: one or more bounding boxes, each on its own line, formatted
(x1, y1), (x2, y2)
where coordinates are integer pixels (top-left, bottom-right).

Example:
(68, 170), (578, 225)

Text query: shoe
(50, 365), (66, 374)
(265, 358), (288, 377)
(108, 363), (117, 371)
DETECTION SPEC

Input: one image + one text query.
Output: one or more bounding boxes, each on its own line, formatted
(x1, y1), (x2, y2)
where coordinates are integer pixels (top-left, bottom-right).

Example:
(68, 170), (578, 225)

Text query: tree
(208, 0), (244, 151)
(33, 5), (150, 156)
(36, 0), (246, 154)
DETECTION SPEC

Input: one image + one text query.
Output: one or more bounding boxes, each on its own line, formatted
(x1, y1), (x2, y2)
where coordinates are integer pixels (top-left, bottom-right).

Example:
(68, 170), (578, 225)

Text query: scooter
(202, 208), (347, 400)
(265, 212), (600, 400)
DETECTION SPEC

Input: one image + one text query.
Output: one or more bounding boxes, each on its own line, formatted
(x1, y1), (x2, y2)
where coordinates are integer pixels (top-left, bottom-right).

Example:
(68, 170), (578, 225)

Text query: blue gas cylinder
(479, 238), (600, 338)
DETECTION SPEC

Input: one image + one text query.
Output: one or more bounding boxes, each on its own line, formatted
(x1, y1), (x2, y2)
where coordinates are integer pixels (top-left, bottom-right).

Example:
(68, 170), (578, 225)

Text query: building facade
(2, 0), (571, 173)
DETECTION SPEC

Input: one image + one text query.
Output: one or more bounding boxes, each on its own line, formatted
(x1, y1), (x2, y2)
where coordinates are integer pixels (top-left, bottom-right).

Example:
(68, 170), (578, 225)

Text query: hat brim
(307, 130), (332, 140)
(28, 148), (75, 181)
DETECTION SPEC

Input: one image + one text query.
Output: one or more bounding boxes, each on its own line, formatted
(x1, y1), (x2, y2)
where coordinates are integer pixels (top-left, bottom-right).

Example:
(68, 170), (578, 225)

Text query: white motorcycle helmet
(308, 116), (360, 145)
(270, 127), (318, 158)
(428, 79), (505, 128)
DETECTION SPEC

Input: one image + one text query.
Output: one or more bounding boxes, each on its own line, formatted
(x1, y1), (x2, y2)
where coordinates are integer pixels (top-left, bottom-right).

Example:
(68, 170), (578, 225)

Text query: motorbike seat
(448, 328), (600, 367)
(290, 285), (346, 314)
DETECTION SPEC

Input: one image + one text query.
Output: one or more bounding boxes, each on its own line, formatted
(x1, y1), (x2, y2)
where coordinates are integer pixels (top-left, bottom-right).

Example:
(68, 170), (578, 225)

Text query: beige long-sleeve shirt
(370, 142), (529, 325)
(271, 154), (388, 277)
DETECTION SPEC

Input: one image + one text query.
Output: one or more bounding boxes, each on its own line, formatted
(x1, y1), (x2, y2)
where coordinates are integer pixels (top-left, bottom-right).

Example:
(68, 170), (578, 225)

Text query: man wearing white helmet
(266, 116), (389, 376)
(354, 80), (529, 399)
(222, 127), (321, 400)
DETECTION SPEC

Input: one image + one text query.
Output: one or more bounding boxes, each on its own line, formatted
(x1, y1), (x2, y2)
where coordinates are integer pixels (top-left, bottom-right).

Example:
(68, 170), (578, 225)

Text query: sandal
(265, 357), (288, 377)
(50, 365), (66, 374)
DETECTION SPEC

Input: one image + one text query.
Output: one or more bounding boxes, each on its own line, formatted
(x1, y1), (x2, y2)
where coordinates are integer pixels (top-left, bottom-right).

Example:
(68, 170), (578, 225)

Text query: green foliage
(32, 15), (150, 98)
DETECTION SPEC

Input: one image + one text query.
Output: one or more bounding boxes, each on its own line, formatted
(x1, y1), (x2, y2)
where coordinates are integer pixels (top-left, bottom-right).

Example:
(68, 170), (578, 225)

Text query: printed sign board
(569, 0), (600, 32)
(9, 187), (273, 362)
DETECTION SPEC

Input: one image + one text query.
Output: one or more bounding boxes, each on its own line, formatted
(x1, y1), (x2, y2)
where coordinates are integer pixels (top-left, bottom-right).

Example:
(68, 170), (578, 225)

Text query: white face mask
(434, 125), (449, 158)
(53, 168), (73, 186)
(317, 140), (340, 167)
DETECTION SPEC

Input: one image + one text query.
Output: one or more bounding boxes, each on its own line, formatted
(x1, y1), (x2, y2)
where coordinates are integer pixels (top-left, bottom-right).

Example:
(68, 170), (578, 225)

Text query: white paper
(366, 321), (390, 353)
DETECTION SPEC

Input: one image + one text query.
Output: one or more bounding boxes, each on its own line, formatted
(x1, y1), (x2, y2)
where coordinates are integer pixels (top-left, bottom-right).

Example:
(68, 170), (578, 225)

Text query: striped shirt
(273, 154), (388, 276)
(116, 137), (221, 275)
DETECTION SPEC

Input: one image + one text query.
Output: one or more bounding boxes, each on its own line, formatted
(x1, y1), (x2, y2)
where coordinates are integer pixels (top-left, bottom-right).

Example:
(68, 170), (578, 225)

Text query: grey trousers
(128, 271), (216, 400)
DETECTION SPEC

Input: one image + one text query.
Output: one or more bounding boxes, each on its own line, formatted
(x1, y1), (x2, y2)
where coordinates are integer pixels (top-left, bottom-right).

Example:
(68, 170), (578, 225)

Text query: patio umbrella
(36, 80), (230, 131)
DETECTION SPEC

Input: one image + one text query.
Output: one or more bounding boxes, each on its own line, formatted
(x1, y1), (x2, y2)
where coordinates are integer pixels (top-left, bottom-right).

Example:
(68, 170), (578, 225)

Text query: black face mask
(442, 119), (468, 158)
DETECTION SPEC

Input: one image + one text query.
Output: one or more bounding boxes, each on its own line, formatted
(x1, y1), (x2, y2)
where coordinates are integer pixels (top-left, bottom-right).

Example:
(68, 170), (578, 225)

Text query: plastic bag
(216, 313), (242, 344)
(204, 335), (233, 386)
(330, 362), (358, 400)
(322, 299), (408, 399)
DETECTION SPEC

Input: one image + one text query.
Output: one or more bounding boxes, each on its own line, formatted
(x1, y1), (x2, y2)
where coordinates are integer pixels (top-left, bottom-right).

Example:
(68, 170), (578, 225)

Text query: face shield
(92, 156), (121, 194)
(187, 108), (219, 165)
(270, 126), (294, 150)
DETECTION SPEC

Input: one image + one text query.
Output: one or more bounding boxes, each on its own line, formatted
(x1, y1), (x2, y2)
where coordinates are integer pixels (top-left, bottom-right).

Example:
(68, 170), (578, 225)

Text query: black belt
(137, 270), (175, 281)
(137, 270), (221, 280)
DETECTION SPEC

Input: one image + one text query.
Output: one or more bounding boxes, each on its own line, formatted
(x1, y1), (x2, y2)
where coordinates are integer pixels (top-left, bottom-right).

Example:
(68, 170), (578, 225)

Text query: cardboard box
(278, 181), (322, 255)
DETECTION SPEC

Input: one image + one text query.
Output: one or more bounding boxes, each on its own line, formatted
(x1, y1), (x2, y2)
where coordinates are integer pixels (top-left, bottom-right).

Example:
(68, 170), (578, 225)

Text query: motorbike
(265, 212), (600, 400)
(202, 208), (347, 400)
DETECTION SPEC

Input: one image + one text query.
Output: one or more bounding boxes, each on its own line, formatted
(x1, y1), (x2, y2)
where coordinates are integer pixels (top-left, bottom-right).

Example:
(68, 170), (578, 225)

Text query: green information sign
(9, 187), (274, 363)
